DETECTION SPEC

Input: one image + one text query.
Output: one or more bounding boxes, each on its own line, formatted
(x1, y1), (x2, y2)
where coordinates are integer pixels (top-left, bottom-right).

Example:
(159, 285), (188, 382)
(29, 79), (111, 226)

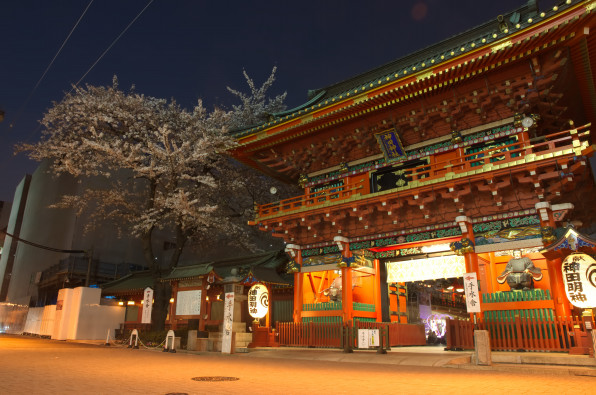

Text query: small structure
(101, 271), (157, 331)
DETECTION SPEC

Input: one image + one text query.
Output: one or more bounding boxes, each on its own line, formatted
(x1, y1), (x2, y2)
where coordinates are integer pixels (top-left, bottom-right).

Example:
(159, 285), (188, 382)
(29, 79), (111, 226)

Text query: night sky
(0, 0), (542, 203)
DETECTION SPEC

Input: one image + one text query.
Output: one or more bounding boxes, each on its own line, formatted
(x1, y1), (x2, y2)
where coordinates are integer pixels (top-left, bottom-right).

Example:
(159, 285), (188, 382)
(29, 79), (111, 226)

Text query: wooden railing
(275, 320), (426, 348)
(257, 180), (365, 217)
(255, 124), (590, 219)
(445, 315), (589, 352)
(276, 321), (342, 348)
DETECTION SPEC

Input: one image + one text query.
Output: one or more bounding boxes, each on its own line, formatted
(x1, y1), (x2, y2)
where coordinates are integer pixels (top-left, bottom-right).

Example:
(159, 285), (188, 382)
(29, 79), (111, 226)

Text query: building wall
(1, 162), (163, 305)
(0, 174), (31, 303)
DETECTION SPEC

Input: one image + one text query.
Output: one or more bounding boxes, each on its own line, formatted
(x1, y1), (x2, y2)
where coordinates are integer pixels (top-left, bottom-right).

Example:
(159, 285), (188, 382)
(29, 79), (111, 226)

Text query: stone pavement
(2, 334), (595, 394)
(78, 337), (596, 376)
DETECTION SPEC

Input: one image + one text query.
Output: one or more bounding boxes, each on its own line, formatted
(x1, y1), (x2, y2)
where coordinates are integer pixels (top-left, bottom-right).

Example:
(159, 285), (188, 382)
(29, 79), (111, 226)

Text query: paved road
(0, 335), (593, 394)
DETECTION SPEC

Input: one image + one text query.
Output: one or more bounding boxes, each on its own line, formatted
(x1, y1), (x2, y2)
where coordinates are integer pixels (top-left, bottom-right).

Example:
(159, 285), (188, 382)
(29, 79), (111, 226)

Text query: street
(0, 334), (593, 394)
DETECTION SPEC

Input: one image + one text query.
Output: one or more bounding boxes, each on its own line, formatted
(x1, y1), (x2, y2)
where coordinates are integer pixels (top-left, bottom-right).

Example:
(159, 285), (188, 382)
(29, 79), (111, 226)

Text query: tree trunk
(151, 279), (171, 331)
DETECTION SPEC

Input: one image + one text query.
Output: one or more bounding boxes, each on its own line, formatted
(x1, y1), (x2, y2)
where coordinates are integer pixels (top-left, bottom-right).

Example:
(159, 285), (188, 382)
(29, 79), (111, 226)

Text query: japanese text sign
(562, 253), (596, 308)
(141, 287), (153, 324)
(221, 292), (234, 354)
(375, 129), (406, 161)
(463, 272), (481, 313)
(248, 283), (269, 319)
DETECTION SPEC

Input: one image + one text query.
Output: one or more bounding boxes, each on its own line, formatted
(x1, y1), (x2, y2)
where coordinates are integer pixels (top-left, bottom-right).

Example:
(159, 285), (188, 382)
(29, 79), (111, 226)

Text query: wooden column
(456, 216), (478, 273)
(489, 252), (499, 293)
(265, 283), (272, 328)
(535, 202), (571, 317)
(286, 244), (303, 323)
(335, 236), (354, 324)
(171, 281), (178, 330)
(456, 216), (479, 320)
(373, 258), (383, 322)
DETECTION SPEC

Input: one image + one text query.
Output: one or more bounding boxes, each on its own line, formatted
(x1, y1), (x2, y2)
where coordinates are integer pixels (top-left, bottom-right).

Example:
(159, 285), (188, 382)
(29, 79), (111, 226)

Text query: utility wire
(7, 0), (95, 129)
(73, 0), (155, 89)
(0, 0), (154, 175)
(1, 229), (86, 254)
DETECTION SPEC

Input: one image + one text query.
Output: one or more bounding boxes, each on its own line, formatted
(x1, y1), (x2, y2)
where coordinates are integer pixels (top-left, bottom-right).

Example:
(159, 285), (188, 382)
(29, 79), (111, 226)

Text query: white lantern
(248, 283), (269, 319)
(561, 253), (596, 308)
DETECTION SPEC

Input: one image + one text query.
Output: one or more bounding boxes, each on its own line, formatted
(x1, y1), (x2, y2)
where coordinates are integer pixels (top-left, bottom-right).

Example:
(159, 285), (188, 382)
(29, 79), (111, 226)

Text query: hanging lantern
(561, 253), (596, 308)
(247, 283), (269, 319)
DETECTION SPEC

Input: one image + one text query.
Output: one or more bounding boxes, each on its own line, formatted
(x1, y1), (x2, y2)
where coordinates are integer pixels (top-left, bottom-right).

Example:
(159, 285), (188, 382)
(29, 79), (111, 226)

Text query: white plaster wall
(72, 304), (125, 340)
(40, 304), (55, 337)
(52, 288), (73, 340)
(67, 287), (102, 339)
(23, 306), (44, 335)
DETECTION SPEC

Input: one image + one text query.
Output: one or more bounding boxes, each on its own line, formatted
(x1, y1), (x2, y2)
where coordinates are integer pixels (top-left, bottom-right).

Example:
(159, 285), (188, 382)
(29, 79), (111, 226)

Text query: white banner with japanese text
(463, 272), (481, 313)
(221, 292), (234, 354)
(141, 287), (153, 324)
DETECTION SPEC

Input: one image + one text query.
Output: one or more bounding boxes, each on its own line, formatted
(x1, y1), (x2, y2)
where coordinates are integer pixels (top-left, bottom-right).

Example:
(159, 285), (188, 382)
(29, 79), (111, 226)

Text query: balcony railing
(255, 124), (590, 219)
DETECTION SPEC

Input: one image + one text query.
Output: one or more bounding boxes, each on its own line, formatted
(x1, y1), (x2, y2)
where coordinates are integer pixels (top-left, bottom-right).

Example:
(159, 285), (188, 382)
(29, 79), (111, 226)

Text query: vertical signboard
(358, 329), (370, 349)
(141, 287), (153, 324)
(463, 272), (481, 313)
(221, 292), (234, 354)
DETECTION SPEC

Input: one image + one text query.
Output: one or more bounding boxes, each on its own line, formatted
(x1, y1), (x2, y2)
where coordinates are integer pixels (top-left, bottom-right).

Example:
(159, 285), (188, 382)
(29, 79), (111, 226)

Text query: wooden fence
(275, 320), (426, 348)
(276, 321), (342, 348)
(446, 316), (588, 352)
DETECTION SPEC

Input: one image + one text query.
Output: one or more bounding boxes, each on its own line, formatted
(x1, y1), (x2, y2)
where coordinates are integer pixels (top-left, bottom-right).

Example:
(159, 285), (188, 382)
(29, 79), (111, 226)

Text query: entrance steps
(209, 321), (252, 352)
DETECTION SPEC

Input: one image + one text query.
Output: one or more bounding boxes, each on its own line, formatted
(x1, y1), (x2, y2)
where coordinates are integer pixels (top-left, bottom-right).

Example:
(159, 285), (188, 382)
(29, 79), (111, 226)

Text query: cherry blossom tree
(18, 70), (292, 330)
(226, 66), (287, 129)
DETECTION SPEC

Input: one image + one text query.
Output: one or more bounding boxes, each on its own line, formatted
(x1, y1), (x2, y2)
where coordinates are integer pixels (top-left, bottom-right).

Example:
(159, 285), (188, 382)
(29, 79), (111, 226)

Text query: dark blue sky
(0, 0), (542, 202)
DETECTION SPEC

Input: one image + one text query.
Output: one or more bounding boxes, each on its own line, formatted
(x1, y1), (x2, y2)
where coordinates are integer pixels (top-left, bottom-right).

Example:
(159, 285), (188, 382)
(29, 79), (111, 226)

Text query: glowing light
(562, 253), (596, 308)
(386, 255), (465, 283)
(248, 283), (269, 319)
(127, 301), (135, 305)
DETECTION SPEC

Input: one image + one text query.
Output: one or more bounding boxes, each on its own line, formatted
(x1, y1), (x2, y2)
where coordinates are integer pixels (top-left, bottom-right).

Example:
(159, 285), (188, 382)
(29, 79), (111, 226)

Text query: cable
(6, 0), (95, 129)
(1, 229), (86, 254)
(72, 0), (155, 89)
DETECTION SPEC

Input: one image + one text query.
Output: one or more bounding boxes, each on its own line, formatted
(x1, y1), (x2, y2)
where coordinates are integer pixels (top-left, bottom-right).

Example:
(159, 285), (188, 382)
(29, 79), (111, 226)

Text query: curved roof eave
(233, 1), (589, 138)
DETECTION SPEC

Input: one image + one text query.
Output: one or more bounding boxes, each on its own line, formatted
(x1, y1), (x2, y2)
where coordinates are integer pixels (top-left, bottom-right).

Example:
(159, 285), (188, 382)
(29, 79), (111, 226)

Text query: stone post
(474, 330), (492, 365)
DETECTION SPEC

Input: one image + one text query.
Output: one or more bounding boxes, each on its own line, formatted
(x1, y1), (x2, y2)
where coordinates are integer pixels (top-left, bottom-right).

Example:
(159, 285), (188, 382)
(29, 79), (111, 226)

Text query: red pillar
(456, 216), (479, 321)
(335, 236), (354, 324)
(373, 258), (383, 322)
(286, 245), (303, 323)
(535, 202), (572, 317)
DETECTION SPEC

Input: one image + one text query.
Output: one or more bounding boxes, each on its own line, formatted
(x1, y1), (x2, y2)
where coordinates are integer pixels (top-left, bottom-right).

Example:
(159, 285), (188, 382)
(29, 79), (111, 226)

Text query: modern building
(231, 0), (596, 347)
(0, 162), (152, 306)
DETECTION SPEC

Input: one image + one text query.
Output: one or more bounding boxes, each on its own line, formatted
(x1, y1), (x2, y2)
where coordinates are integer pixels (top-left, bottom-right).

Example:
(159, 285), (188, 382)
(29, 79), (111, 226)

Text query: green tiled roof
(230, 0), (581, 139)
(101, 271), (155, 295)
(161, 263), (214, 281)
(246, 265), (292, 285)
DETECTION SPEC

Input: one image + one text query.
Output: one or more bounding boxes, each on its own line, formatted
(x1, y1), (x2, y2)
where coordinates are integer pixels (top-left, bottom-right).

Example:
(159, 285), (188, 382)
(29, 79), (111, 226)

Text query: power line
(2, 229), (86, 254)
(7, 0), (95, 129)
(73, 0), (155, 89)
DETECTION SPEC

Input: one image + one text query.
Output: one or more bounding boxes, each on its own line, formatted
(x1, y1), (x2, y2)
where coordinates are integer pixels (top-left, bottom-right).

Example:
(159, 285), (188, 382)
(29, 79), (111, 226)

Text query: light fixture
(456, 288), (464, 293)
(169, 298), (174, 303)
(118, 301), (124, 306)
(127, 301), (135, 305)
